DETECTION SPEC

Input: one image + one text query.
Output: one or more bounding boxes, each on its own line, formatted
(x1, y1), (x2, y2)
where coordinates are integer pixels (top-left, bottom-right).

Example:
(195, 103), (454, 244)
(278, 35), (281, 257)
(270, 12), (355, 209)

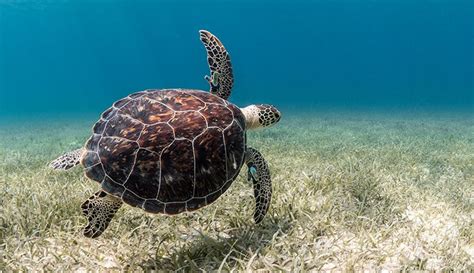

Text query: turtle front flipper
(245, 147), (272, 224)
(49, 148), (84, 170)
(199, 30), (234, 100)
(81, 191), (122, 238)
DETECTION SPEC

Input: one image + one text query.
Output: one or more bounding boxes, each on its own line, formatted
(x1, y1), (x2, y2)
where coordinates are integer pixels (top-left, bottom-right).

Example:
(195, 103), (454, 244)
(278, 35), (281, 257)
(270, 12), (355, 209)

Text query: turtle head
(241, 104), (281, 130)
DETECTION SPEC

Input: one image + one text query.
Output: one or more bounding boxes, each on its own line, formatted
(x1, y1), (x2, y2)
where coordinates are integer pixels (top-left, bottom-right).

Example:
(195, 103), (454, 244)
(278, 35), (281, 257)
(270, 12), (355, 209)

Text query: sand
(1, 110), (472, 271)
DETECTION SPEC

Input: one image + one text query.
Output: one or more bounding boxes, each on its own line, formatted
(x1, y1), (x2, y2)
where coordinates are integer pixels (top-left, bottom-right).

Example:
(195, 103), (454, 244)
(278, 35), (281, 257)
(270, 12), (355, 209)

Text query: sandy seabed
(1, 110), (473, 271)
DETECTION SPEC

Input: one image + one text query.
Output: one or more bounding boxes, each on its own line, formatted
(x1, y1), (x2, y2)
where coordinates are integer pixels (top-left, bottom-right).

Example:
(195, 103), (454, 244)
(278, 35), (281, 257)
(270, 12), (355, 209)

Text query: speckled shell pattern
(81, 89), (247, 215)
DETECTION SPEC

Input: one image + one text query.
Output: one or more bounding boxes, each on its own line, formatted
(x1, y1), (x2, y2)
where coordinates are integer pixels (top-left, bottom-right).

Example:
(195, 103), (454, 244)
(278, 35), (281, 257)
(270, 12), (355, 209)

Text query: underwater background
(1, 0), (473, 271)
(0, 0), (473, 116)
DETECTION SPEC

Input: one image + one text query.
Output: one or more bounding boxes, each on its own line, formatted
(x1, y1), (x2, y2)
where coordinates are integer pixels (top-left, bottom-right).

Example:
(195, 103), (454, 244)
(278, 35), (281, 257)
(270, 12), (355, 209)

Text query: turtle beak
(272, 106), (281, 123)
(259, 104), (281, 127)
(267, 105), (281, 125)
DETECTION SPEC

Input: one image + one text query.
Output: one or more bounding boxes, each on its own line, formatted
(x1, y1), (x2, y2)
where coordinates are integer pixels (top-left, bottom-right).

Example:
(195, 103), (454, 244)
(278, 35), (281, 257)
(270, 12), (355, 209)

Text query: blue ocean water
(0, 0), (472, 117)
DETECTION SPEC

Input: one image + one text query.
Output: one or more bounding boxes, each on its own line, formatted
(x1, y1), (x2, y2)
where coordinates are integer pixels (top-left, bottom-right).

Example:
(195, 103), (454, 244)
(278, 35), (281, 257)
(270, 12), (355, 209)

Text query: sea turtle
(50, 30), (281, 238)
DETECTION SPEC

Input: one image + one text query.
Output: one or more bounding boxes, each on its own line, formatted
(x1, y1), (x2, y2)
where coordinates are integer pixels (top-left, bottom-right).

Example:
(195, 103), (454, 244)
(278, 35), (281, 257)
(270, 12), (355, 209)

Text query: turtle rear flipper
(199, 30), (234, 100)
(245, 147), (272, 224)
(49, 148), (84, 170)
(81, 191), (122, 238)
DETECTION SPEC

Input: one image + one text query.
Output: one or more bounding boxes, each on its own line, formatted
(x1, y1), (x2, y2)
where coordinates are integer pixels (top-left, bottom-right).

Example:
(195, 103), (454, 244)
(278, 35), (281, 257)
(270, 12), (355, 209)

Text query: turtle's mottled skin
(81, 89), (246, 214)
(49, 30), (282, 238)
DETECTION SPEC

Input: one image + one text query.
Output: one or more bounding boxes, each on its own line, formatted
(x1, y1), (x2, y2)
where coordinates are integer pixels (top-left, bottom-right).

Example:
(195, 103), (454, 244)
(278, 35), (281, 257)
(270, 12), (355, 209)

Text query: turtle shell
(81, 89), (247, 214)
